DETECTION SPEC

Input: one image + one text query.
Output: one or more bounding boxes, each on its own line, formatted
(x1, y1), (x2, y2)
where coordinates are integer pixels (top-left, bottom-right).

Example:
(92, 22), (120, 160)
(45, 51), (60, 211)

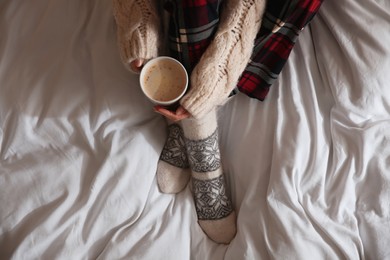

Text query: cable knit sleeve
(180, 0), (266, 119)
(112, 0), (161, 72)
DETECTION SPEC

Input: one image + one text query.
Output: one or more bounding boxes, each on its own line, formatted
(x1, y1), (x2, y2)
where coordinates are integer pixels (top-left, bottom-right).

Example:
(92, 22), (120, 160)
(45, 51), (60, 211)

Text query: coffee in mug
(140, 57), (188, 106)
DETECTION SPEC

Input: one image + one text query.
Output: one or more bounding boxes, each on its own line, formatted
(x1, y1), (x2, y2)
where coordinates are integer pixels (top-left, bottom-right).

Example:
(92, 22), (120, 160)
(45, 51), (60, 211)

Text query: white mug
(139, 56), (188, 106)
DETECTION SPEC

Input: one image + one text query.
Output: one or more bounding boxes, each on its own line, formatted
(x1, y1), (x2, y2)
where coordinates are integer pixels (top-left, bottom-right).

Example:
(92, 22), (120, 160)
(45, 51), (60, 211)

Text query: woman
(112, 0), (323, 244)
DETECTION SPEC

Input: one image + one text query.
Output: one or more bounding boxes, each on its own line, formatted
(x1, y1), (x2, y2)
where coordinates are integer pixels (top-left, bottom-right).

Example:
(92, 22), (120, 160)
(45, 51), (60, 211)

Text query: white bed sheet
(1, 0), (390, 259)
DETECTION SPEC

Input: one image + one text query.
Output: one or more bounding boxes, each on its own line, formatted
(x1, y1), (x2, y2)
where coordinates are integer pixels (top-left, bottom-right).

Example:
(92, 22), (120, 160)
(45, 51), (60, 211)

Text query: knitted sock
(182, 110), (236, 244)
(157, 121), (191, 194)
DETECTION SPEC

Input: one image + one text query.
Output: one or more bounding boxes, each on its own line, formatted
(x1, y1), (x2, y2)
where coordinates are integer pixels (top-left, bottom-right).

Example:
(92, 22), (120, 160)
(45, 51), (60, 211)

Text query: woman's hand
(130, 59), (145, 73)
(154, 105), (190, 121)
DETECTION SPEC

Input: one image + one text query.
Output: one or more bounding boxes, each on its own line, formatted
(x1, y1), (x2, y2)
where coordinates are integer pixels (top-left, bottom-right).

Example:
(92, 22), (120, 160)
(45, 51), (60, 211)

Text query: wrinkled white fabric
(1, 0), (390, 259)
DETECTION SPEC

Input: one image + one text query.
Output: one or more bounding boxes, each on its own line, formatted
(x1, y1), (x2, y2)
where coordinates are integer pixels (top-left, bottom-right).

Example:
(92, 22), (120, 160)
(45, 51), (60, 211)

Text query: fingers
(154, 105), (190, 121)
(134, 59), (144, 67)
(154, 106), (178, 121)
(130, 58), (145, 73)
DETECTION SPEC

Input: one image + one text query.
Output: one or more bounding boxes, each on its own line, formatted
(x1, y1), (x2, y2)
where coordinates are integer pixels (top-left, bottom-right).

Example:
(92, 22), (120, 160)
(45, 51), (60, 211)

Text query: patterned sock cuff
(185, 129), (220, 173)
(160, 124), (189, 169)
(192, 174), (233, 220)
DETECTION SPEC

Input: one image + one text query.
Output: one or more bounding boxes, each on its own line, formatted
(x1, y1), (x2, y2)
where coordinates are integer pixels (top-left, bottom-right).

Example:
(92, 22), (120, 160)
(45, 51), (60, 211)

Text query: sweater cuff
(180, 0), (266, 119)
(112, 0), (161, 71)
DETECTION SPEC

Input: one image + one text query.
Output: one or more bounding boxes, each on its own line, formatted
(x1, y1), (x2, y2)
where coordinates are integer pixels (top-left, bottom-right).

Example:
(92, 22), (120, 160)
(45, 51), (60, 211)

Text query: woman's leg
(181, 109), (236, 244)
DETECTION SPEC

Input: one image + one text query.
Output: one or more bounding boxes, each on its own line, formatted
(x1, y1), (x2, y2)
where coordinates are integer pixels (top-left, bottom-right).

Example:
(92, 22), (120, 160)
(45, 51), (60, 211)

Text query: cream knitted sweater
(112, 0), (266, 119)
(112, 0), (162, 70)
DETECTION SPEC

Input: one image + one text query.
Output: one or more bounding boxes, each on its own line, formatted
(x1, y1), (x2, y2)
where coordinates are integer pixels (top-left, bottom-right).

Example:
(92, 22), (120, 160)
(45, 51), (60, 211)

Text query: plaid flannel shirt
(164, 0), (222, 74)
(165, 0), (323, 101)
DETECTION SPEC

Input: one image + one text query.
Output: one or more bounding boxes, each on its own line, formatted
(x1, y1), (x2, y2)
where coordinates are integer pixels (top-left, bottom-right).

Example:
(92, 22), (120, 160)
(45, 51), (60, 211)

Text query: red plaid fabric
(164, 0), (223, 73)
(165, 0), (323, 100)
(236, 0), (324, 100)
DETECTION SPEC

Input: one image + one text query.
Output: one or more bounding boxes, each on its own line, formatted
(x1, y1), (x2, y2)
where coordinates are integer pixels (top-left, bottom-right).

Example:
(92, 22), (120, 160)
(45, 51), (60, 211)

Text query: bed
(1, 0), (390, 259)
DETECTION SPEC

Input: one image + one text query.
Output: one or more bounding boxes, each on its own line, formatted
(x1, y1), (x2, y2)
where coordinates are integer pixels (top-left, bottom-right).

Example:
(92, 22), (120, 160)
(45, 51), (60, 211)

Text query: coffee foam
(142, 59), (187, 102)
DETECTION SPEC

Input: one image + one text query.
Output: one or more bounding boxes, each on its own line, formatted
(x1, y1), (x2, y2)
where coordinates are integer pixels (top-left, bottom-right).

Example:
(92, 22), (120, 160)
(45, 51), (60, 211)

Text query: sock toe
(198, 211), (237, 244)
